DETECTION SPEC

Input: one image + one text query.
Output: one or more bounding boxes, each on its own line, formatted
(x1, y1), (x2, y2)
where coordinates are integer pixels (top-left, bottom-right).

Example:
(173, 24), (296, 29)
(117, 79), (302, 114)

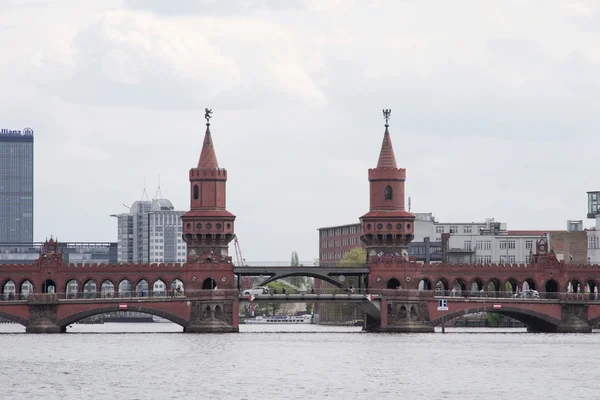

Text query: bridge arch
(258, 272), (349, 290)
(19, 280), (34, 299)
(118, 279), (133, 296)
(469, 278), (484, 292)
(65, 279), (79, 298)
(522, 278), (536, 291)
(544, 279), (558, 293)
(100, 280), (115, 297)
(434, 278), (449, 294)
(452, 278), (467, 292)
(56, 305), (188, 330)
(430, 306), (562, 332)
(135, 279), (150, 296)
(418, 278), (432, 290)
(0, 311), (28, 326)
(1, 279), (16, 297)
(586, 279), (599, 296)
(153, 279), (168, 295)
(202, 278), (217, 290)
(486, 278), (501, 293)
(504, 278), (518, 293)
(83, 279), (97, 297)
(387, 277), (401, 289)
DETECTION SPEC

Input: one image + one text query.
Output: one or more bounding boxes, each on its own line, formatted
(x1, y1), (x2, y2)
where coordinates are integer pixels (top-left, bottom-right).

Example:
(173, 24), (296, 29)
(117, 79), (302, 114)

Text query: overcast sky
(1, 0), (600, 262)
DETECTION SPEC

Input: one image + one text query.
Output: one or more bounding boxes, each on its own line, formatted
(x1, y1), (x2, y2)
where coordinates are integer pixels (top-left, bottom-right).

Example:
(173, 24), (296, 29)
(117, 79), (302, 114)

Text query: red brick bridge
(2, 111), (599, 333)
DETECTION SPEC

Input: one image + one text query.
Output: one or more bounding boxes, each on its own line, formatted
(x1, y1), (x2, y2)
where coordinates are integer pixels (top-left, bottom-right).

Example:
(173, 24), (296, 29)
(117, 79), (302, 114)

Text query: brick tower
(360, 109), (415, 262)
(181, 109), (236, 261)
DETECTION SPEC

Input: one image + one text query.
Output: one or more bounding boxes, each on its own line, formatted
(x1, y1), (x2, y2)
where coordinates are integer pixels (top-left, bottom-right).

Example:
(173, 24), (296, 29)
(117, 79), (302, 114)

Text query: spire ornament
(205, 108), (213, 126)
(383, 109), (391, 128)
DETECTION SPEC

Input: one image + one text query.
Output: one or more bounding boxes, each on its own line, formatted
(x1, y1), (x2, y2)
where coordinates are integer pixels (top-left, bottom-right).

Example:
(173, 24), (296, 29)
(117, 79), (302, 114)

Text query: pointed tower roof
(198, 125), (219, 169)
(376, 125), (398, 169)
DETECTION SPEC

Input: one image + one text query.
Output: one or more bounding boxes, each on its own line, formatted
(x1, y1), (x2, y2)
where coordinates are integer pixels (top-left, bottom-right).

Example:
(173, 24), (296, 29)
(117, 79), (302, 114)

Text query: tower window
(384, 186), (393, 200)
(193, 185), (199, 200)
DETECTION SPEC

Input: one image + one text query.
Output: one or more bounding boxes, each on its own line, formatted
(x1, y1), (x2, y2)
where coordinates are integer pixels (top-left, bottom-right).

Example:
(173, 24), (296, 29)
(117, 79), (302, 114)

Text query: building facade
(0, 241), (117, 265)
(587, 191), (600, 263)
(112, 198), (186, 263)
(0, 129), (34, 243)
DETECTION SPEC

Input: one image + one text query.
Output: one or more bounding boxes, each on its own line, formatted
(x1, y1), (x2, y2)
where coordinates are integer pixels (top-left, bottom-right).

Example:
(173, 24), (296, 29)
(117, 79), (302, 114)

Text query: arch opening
(57, 306), (188, 331)
(42, 279), (56, 294)
(418, 279), (432, 291)
(66, 279), (79, 299)
(470, 278), (484, 293)
(136, 280), (149, 297)
(384, 186), (393, 200)
(171, 279), (184, 296)
(387, 278), (401, 290)
(193, 185), (199, 200)
(568, 279), (582, 293)
(544, 279), (558, 299)
(202, 278), (216, 290)
(504, 278), (518, 294)
(20, 280), (33, 300)
(153, 279), (167, 296)
(118, 280), (133, 297)
(435, 278), (448, 295)
(586, 280), (598, 300)
(101, 280), (114, 298)
(1, 280), (16, 300)
(522, 278), (536, 292)
(83, 280), (97, 298)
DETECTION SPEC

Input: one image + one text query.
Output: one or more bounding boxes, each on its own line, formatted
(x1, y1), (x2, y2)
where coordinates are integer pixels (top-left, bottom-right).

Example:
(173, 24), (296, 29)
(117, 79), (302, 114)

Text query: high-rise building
(0, 128), (34, 243)
(112, 198), (186, 263)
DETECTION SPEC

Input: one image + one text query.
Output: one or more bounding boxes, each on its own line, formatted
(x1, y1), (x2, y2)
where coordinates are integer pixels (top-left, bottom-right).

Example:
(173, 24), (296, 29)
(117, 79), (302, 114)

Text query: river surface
(0, 323), (597, 400)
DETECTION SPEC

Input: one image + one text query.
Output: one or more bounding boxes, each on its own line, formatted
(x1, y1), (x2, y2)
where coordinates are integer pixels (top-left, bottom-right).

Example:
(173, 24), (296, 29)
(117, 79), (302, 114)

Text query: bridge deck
(234, 266), (370, 276)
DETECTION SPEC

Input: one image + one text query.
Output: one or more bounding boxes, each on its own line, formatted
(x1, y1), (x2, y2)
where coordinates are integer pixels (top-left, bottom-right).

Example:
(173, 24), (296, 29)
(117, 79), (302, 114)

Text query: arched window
(384, 185), (393, 200)
(193, 185), (199, 200)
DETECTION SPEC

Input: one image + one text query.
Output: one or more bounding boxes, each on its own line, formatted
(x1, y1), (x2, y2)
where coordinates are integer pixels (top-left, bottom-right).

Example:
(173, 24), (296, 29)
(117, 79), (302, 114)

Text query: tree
(291, 251), (300, 267)
(339, 247), (367, 267)
(289, 251), (306, 288)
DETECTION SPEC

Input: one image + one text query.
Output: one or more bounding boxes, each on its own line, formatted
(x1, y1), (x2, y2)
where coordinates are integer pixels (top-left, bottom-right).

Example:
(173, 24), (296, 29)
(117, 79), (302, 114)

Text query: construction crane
(233, 235), (246, 267)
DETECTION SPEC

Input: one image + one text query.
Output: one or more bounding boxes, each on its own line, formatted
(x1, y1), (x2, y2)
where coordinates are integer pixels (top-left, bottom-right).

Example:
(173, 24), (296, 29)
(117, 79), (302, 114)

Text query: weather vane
(205, 108), (213, 126)
(383, 109), (391, 127)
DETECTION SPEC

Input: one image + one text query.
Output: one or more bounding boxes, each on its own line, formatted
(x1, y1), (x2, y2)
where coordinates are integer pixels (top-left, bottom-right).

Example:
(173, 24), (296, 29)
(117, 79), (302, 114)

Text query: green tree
(289, 251), (306, 288)
(339, 247), (367, 267)
(291, 251), (300, 266)
(257, 281), (298, 316)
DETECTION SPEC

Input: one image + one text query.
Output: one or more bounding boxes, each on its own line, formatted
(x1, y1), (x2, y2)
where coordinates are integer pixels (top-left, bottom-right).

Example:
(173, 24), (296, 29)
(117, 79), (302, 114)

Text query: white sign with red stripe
(119, 304), (128, 310)
(493, 304), (502, 310)
(366, 294), (375, 302)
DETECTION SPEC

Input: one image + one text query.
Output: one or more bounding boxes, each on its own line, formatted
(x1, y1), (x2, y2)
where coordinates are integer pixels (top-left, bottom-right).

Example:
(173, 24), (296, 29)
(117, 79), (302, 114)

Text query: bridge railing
(0, 289), (241, 302)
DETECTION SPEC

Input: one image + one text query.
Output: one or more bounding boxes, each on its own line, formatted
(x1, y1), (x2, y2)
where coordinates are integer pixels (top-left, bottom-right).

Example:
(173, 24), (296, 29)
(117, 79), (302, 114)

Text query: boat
(244, 315), (313, 324)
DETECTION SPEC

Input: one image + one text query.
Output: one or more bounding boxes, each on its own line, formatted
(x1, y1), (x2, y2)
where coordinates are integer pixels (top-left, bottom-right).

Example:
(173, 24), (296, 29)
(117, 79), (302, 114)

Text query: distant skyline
(1, 0), (599, 261)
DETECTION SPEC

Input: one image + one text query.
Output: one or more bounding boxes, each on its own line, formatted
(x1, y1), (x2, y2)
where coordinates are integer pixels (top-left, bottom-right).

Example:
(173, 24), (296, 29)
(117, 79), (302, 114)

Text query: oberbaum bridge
(2, 109), (600, 334)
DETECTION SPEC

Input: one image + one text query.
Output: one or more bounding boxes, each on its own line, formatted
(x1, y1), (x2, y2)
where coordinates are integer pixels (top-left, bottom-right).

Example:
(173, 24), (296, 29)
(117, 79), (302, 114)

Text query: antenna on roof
(155, 174), (163, 199)
(141, 177), (149, 201)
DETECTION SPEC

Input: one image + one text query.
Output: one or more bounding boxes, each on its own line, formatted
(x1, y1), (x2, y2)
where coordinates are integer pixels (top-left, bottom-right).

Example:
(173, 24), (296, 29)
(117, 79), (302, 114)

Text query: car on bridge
(242, 287), (269, 296)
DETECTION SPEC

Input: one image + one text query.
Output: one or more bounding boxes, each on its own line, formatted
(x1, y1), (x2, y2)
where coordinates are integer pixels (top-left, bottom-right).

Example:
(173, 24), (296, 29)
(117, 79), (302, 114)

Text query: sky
(1, 0), (600, 263)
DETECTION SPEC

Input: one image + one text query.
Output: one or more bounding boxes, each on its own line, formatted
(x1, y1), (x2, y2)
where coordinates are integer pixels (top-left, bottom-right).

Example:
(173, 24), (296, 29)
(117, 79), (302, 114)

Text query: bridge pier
(26, 304), (64, 333)
(555, 303), (592, 333)
(184, 299), (239, 333)
(365, 298), (434, 333)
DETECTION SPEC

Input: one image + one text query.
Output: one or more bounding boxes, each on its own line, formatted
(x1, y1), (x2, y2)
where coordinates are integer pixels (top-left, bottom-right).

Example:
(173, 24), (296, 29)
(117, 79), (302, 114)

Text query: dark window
(397, 224), (402, 230)
(387, 224), (392, 229)
(377, 224), (383, 230)
(196, 223), (202, 229)
(186, 223), (191, 229)
(216, 223), (222, 229)
(193, 185), (199, 200)
(206, 223), (212, 229)
(407, 224), (411, 229)
(384, 186), (393, 200)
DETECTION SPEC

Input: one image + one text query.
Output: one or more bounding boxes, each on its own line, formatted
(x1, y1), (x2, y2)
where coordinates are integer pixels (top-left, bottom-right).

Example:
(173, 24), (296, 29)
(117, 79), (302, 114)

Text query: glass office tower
(0, 129), (34, 243)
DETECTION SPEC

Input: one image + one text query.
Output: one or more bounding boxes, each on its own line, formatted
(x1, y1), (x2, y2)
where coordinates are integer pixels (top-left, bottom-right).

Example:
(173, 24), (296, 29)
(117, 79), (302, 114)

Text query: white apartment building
(587, 191), (600, 263)
(112, 198), (186, 263)
(446, 233), (542, 264)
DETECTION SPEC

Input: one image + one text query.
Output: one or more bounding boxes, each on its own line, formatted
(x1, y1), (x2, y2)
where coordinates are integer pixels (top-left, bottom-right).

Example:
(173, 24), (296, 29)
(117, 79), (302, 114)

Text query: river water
(0, 323), (597, 400)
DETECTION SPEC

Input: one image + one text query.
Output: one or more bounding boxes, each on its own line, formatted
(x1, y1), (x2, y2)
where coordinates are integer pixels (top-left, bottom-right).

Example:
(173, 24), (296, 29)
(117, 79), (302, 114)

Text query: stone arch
(100, 280), (115, 297)
(153, 279), (167, 296)
(42, 279), (57, 294)
(19, 280), (34, 299)
(384, 185), (393, 200)
(215, 305), (223, 319)
(135, 279), (149, 297)
(409, 305), (418, 320)
(544, 279), (559, 298)
(568, 278), (582, 293)
(82, 279), (97, 298)
(202, 278), (216, 290)
(504, 278), (519, 293)
(65, 279), (79, 298)
(469, 278), (484, 292)
(118, 279), (133, 297)
(418, 278), (432, 291)
(434, 278), (449, 295)
(387, 277), (401, 289)
(430, 306), (562, 332)
(586, 279), (599, 298)
(171, 279), (184, 295)
(522, 278), (536, 292)
(487, 278), (501, 293)
(56, 305), (188, 330)
(0, 311), (28, 326)
(258, 273), (349, 290)
(452, 278), (467, 293)
(202, 305), (212, 319)
(1, 279), (16, 299)
(398, 305), (407, 320)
